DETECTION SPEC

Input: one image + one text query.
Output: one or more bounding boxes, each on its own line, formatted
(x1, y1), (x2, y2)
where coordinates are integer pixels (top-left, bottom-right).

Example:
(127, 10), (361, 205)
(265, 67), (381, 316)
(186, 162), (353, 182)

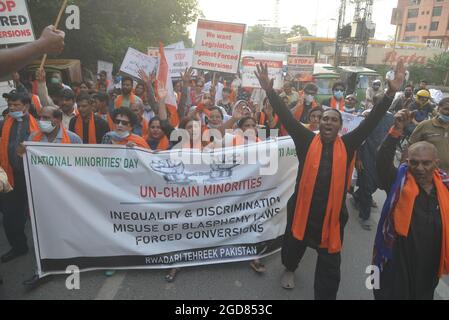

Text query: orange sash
(141, 119), (149, 138)
(393, 171), (449, 277)
(258, 112), (279, 127)
(32, 126), (71, 143)
(75, 113), (97, 144)
(292, 135), (348, 253)
(32, 95), (42, 115)
(148, 135), (170, 151)
(97, 112), (114, 131)
(293, 93), (318, 121)
(114, 134), (149, 149)
(0, 115), (39, 187)
(330, 97), (345, 112)
(115, 94), (136, 108)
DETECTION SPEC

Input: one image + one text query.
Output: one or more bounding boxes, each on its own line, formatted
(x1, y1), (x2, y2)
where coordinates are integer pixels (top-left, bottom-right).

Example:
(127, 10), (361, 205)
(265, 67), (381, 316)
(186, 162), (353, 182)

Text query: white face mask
(39, 120), (56, 133)
(109, 131), (130, 141)
(305, 94), (315, 104)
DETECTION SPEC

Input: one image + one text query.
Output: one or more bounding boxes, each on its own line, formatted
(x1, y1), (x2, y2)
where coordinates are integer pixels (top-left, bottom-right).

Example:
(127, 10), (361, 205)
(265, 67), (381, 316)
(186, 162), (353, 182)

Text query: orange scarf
(330, 97), (345, 112)
(394, 171), (449, 277)
(292, 135), (348, 253)
(259, 112), (279, 127)
(32, 95), (42, 115)
(0, 115), (39, 187)
(115, 94), (136, 108)
(75, 113), (97, 144)
(113, 134), (149, 149)
(149, 135), (170, 151)
(293, 93), (318, 121)
(97, 112), (114, 131)
(140, 119), (149, 138)
(32, 126), (71, 143)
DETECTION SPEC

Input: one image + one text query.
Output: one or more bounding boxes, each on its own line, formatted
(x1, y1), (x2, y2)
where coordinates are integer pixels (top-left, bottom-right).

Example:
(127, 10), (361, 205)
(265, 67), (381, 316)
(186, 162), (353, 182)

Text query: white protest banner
(340, 112), (364, 135)
(119, 47), (157, 80)
(242, 58), (283, 90)
(321, 106), (365, 135)
(0, 80), (14, 112)
(24, 139), (298, 277)
(97, 60), (113, 81)
(0, 0), (35, 45)
(287, 55), (315, 82)
(165, 48), (195, 80)
(166, 41), (185, 49)
(193, 19), (246, 74)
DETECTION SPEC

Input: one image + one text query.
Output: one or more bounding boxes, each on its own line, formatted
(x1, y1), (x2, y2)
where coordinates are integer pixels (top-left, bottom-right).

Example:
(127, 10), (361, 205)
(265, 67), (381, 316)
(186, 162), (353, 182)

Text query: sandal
(250, 260), (266, 273)
(165, 268), (179, 282)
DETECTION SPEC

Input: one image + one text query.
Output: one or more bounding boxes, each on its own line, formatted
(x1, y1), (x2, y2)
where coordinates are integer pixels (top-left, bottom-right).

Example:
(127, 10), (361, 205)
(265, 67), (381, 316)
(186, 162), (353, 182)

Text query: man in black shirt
(69, 94), (110, 144)
(254, 61), (405, 299)
(374, 110), (449, 300)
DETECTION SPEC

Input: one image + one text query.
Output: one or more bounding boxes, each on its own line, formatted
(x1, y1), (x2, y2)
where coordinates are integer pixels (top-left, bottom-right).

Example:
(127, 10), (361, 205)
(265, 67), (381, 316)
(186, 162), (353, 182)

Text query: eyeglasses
(113, 119), (130, 126)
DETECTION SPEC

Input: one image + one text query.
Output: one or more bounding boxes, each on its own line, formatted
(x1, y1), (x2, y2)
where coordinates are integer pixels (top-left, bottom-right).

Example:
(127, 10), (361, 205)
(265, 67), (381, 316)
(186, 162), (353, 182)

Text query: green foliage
(243, 24), (310, 51)
(27, 0), (201, 72)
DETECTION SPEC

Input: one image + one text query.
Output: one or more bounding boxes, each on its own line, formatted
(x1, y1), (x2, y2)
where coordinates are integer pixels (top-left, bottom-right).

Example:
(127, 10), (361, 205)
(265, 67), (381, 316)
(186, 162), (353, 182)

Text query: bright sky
(188, 0), (397, 41)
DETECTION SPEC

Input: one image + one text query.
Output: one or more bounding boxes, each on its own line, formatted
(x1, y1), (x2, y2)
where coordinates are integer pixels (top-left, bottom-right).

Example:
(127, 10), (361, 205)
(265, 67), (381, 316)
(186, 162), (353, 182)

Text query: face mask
(334, 90), (344, 100)
(109, 131), (130, 141)
(51, 78), (61, 85)
(9, 111), (24, 121)
(39, 120), (56, 133)
(439, 114), (449, 123)
(305, 94), (315, 104)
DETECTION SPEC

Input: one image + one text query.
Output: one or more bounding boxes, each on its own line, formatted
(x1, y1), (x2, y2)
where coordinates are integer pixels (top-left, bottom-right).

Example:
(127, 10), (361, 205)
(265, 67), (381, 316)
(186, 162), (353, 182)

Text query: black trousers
(0, 170), (28, 252)
(281, 209), (342, 300)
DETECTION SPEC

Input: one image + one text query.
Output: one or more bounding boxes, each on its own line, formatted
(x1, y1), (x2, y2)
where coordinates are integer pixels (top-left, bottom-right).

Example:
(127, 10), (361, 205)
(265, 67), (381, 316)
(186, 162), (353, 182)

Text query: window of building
(406, 23), (416, 31)
(432, 6), (442, 16)
(419, 26), (422, 29)
(404, 36), (420, 42)
(430, 21), (439, 31)
(427, 11), (430, 14)
(408, 0), (421, 5)
(408, 8), (419, 18)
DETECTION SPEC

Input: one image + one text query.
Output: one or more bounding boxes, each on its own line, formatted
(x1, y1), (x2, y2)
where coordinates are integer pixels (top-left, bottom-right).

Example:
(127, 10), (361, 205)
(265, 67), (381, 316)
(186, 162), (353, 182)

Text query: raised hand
(254, 63), (274, 92)
(386, 59), (406, 96)
(35, 68), (46, 83)
(180, 67), (194, 86)
(37, 25), (65, 55)
(393, 109), (411, 132)
(157, 82), (168, 102)
(138, 69), (150, 84)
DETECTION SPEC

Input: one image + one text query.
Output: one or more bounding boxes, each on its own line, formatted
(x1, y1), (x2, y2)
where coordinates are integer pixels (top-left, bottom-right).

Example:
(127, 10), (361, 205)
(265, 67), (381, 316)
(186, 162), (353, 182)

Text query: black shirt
(69, 114), (110, 144)
(376, 135), (442, 299)
(268, 90), (393, 247)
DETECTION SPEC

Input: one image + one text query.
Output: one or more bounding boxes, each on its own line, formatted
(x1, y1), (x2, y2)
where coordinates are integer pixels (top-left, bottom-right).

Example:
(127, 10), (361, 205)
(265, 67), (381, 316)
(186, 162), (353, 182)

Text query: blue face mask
(334, 90), (344, 100)
(439, 114), (449, 123)
(9, 111), (24, 121)
(108, 131), (130, 141)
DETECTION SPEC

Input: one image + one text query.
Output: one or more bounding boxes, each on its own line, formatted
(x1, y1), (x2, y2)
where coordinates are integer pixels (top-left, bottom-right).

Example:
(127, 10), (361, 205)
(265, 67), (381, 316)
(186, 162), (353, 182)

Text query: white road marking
(436, 279), (449, 300)
(94, 272), (126, 300)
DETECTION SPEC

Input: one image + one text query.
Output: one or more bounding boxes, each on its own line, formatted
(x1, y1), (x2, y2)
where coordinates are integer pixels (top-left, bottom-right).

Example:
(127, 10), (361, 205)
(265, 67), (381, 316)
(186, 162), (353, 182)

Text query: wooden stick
(39, 0), (69, 70)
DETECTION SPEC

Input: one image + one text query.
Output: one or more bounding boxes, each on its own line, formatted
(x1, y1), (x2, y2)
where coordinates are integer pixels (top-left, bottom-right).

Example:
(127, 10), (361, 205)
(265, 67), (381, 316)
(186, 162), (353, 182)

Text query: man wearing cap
(366, 80), (382, 109)
(0, 90), (39, 262)
(69, 94), (110, 144)
(28, 106), (82, 144)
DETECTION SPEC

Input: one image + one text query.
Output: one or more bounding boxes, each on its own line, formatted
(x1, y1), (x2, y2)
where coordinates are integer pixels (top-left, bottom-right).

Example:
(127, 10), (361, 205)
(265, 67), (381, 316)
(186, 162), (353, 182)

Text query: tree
(288, 25), (310, 38)
(243, 25), (266, 51)
(426, 53), (449, 86)
(27, 0), (201, 73)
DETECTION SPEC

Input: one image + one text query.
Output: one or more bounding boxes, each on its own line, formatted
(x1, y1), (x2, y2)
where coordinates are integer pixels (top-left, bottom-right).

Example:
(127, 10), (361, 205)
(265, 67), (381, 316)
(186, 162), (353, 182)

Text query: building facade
(394, 0), (449, 47)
